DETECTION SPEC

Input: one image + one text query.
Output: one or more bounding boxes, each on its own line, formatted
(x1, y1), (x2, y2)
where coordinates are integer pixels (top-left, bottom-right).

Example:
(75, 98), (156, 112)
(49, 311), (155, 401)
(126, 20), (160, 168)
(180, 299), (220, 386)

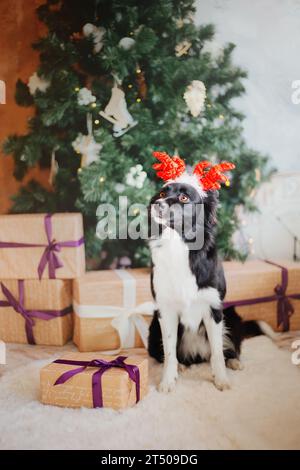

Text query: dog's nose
(154, 200), (169, 217)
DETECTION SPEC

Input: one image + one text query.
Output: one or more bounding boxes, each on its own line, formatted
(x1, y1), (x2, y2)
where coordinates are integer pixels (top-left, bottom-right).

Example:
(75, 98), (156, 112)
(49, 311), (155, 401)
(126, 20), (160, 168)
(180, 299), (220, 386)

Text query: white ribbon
(73, 269), (155, 351)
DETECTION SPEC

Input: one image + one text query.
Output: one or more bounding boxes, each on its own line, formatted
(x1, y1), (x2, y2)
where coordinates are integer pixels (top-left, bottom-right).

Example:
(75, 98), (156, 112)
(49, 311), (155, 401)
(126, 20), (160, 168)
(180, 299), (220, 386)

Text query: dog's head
(149, 178), (218, 250)
(148, 151), (235, 250)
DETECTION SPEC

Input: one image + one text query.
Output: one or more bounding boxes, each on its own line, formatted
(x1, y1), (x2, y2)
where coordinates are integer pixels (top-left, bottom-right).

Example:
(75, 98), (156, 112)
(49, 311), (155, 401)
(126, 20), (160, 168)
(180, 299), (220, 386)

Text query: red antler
(194, 161), (235, 190)
(152, 151), (186, 181)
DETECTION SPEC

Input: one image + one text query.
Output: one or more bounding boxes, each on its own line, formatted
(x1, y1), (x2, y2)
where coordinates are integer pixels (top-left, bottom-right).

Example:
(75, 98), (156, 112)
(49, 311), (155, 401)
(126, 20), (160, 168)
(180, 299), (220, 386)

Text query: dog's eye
(179, 193), (189, 203)
(159, 191), (166, 199)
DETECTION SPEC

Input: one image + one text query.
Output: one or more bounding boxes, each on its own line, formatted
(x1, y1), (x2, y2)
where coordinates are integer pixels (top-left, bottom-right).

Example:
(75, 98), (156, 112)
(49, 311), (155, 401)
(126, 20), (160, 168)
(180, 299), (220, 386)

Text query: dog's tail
(224, 306), (278, 341)
(242, 318), (278, 340)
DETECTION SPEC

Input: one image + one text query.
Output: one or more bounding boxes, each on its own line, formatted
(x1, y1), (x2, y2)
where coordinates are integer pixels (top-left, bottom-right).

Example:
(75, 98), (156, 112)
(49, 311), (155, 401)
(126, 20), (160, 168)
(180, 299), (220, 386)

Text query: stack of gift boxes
(1, 212), (300, 410)
(0, 213), (150, 410)
(0, 213), (84, 346)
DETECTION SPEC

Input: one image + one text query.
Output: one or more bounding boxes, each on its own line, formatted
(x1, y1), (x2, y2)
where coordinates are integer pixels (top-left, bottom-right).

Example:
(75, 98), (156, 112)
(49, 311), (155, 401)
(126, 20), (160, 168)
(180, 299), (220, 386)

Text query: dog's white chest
(150, 227), (198, 311)
(150, 227), (221, 330)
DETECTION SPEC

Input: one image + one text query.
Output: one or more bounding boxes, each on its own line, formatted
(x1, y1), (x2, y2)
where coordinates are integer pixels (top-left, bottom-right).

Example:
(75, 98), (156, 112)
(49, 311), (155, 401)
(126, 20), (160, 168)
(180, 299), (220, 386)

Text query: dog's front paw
(158, 377), (177, 393)
(214, 375), (231, 391)
(158, 370), (178, 393)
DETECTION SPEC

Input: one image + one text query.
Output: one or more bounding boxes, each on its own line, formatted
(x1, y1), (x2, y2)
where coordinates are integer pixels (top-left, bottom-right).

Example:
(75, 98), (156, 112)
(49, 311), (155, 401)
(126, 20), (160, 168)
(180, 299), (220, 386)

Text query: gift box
(223, 260), (300, 331)
(0, 278), (73, 345)
(73, 269), (154, 352)
(40, 352), (148, 410)
(0, 213), (85, 279)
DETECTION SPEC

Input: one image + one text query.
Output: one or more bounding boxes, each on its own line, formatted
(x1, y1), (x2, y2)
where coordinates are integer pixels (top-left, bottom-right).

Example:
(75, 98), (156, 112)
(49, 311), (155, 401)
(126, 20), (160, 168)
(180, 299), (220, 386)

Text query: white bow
(111, 301), (155, 349)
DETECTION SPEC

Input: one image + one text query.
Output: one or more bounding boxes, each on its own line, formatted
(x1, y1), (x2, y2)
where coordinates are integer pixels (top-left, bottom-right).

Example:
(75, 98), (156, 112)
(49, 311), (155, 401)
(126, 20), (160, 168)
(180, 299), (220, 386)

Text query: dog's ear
(205, 190), (219, 227)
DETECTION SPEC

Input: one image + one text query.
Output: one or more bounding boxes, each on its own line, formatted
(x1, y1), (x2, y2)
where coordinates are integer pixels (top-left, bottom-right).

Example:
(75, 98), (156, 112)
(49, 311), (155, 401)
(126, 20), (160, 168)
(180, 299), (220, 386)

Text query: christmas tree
(2, 0), (270, 268)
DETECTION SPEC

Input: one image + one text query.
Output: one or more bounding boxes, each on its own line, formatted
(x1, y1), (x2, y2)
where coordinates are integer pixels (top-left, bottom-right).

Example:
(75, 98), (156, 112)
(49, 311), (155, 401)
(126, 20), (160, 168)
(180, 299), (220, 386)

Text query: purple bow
(223, 260), (300, 331)
(0, 281), (72, 344)
(53, 356), (140, 408)
(0, 214), (84, 279)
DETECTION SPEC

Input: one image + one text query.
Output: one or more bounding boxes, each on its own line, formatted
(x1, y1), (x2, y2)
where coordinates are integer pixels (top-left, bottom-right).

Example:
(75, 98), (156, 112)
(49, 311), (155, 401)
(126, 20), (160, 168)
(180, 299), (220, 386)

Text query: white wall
(195, 0), (300, 260)
(195, 0), (300, 172)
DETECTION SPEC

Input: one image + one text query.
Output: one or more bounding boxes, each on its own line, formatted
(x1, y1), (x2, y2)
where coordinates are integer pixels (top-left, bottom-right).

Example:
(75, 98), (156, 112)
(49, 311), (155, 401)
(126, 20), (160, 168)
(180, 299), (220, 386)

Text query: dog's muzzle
(152, 201), (169, 220)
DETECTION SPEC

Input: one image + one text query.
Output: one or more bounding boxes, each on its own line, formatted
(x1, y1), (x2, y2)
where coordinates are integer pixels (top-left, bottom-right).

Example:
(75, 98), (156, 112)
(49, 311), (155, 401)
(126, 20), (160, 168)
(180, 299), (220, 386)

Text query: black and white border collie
(148, 173), (273, 392)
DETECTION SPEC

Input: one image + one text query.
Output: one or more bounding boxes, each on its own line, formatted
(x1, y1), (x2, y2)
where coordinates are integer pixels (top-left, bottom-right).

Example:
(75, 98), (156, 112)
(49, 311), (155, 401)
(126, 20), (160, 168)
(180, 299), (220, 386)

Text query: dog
(147, 152), (274, 392)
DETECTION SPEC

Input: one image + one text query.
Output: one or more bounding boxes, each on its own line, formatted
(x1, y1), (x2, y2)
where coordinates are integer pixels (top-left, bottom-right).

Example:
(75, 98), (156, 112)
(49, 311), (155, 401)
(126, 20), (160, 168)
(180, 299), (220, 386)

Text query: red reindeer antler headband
(152, 151), (235, 191)
(152, 151), (186, 180)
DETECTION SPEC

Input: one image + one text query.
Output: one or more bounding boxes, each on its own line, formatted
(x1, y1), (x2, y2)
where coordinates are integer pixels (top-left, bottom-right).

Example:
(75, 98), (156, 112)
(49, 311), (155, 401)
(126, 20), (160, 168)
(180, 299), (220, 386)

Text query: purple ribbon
(0, 281), (72, 345)
(0, 214), (84, 279)
(53, 356), (140, 408)
(223, 260), (300, 331)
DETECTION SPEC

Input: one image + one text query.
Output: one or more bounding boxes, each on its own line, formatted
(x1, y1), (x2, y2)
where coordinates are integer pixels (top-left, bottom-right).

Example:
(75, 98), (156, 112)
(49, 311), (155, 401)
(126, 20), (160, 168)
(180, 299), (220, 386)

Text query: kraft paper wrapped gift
(223, 260), (300, 331)
(0, 213), (85, 279)
(40, 352), (148, 410)
(73, 269), (154, 352)
(0, 278), (73, 345)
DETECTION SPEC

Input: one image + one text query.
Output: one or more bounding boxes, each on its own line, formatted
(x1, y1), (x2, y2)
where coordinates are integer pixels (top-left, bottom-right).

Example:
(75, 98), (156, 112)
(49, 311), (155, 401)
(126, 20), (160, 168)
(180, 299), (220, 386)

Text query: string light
(91, 102), (97, 108)
(94, 119), (100, 124)
(77, 168), (82, 174)
(128, 84), (133, 89)
(133, 208), (140, 215)
(207, 103), (212, 108)
(136, 68), (141, 74)
(130, 32), (134, 36)
(225, 180), (230, 187)
(219, 114), (224, 119)
(136, 97), (141, 103)
(99, 176), (105, 183)
(75, 87), (80, 92)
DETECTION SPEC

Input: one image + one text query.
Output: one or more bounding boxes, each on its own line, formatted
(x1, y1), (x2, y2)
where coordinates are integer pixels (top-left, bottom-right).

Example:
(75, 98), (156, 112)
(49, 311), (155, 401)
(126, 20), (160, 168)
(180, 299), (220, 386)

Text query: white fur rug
(0, 336), (299, 450)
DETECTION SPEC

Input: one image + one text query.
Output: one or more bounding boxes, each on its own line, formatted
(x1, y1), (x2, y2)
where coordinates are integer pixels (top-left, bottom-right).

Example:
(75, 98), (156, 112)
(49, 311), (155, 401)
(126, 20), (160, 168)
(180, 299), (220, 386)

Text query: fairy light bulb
(136, 97), (141, 103)
(94, 119), (100, 125)
(225, 180), (230, 187)
(136, 68), (141, 74)
(128, 84), (133, 89)
(75, 87), (80, 92)
(91, 102), (97, 108)
(99, 176), (105, 183)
